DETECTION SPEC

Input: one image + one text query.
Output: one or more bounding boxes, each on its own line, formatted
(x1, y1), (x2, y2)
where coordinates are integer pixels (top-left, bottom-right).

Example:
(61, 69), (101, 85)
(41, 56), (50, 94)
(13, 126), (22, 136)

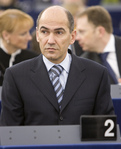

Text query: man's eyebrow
(54, 28), (65, 32)
(40, 26), (65, 32)
(40, 26), (49, 30)
(54, 28), (66, 32)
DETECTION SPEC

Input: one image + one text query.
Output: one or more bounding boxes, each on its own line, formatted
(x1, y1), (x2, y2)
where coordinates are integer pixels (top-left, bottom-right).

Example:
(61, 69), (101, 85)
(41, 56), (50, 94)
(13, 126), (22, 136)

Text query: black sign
(80, 115), (117, 141)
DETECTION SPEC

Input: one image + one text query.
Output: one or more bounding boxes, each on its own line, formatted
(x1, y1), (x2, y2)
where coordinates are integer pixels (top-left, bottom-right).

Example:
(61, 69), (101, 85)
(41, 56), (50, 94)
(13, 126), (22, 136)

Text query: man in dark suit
(0, 6), (114, 126)
(76, 6), (121, 84)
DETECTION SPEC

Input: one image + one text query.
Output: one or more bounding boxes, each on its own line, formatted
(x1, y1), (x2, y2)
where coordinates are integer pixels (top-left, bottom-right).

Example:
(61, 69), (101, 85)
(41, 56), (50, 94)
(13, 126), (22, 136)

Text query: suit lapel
(30, 55), (59, 111)
(30, 54), (86, 113)
(60, 54), (86, 112)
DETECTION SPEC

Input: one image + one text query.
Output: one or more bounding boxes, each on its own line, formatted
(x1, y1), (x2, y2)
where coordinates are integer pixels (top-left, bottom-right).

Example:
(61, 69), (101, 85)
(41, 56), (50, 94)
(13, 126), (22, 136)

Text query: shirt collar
(103, 34), (115, 53)
(43, 52), (71, 73)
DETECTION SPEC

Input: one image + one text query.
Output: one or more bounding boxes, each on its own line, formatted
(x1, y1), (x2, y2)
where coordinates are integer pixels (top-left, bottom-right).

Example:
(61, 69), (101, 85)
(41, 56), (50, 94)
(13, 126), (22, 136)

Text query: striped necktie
(50, 65), (63, 108)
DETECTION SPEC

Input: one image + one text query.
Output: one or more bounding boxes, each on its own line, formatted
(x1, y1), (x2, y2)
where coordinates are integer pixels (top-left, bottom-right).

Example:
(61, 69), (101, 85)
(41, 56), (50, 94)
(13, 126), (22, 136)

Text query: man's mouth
(46, 47), (56, 51)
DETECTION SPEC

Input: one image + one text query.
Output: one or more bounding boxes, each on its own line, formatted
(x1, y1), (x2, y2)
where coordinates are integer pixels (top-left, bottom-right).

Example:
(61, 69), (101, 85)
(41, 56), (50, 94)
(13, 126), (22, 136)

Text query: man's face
(76, 15), (98, 52)
(36, 7), (76, 64)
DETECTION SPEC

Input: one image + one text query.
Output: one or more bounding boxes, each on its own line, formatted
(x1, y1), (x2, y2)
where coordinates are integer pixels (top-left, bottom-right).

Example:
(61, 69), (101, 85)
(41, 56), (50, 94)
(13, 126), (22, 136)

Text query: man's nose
(48, 33), (55, 44)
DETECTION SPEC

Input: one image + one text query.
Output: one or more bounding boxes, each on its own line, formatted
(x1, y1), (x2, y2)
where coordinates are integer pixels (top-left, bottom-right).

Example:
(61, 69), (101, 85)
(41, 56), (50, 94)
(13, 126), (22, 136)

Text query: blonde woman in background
(0, 9), (38, 85)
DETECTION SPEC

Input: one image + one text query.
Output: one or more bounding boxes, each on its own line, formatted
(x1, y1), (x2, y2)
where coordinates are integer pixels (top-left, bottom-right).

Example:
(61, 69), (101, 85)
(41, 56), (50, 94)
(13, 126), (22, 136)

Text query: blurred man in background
(76, 6), (121, 84)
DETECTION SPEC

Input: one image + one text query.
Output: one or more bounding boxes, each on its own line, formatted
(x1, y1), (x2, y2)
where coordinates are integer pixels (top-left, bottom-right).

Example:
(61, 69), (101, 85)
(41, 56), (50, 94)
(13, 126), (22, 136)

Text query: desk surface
(0, 125), (121, 149)
(0, 142), (121, 149)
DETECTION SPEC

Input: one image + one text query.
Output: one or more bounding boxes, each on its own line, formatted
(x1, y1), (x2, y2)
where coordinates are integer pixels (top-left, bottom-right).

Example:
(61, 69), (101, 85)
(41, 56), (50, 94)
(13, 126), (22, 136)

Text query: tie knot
(51, 65), (63, 77)
(99, 52), (109, 61)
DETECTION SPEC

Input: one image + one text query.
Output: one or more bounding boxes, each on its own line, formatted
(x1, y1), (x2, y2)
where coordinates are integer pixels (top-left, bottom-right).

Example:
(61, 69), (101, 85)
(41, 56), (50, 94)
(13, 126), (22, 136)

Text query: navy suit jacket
(81, 36), (121, 84)
(1, 50), (114, 126)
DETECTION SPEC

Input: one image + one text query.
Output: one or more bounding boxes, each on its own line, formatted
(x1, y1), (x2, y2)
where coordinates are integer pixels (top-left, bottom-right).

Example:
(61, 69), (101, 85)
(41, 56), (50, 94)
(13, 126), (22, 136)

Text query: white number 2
(104, 119), (114, 137)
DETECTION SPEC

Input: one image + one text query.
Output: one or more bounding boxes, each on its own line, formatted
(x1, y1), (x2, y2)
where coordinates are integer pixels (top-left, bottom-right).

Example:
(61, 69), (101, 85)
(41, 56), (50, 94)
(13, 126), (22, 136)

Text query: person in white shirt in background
(76, 6), (121, 84)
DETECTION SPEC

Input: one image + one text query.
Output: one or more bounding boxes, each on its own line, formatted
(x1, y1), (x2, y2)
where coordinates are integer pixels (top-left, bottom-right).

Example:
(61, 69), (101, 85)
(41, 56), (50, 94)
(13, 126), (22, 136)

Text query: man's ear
(96, 26), (105, 37)
(36, 27), (39, 42)
(70, 30), (76, 45)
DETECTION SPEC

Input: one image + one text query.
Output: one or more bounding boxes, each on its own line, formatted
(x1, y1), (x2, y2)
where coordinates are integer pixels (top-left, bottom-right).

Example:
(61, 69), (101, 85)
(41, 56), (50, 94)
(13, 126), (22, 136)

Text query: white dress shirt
(43, 52), (72, 90)
(103, 34), (120, 80)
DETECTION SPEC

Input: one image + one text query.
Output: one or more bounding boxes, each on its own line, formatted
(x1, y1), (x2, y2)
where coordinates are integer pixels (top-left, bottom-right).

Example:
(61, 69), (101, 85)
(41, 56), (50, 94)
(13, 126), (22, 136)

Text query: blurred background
(0, 0), (120, 36)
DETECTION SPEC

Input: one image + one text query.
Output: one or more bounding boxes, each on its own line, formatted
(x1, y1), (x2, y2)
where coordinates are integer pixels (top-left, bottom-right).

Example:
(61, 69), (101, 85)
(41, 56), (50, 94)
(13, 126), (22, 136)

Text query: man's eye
(78, 30), (85, 34)
(56, 31), (63, 35)
(41, 30), (47, 34)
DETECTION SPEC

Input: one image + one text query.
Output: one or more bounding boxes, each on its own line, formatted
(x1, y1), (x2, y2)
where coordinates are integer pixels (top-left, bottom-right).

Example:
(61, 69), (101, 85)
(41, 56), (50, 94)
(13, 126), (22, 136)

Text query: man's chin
(46, 54), (57, 61)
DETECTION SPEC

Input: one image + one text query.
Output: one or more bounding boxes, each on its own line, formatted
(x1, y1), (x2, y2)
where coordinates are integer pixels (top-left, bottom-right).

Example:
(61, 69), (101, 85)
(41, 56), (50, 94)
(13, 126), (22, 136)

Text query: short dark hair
(77, 6), (113, 33)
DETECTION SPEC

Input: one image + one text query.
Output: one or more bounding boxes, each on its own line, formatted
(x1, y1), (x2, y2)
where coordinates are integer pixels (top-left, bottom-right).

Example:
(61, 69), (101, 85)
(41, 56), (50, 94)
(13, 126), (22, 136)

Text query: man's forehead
(42, 6), (66, 17)
(37, 6), (69, 31)
(77, 15), (88, 23)
(38, 18), (69, 31)
(40, 7), (68, 23)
